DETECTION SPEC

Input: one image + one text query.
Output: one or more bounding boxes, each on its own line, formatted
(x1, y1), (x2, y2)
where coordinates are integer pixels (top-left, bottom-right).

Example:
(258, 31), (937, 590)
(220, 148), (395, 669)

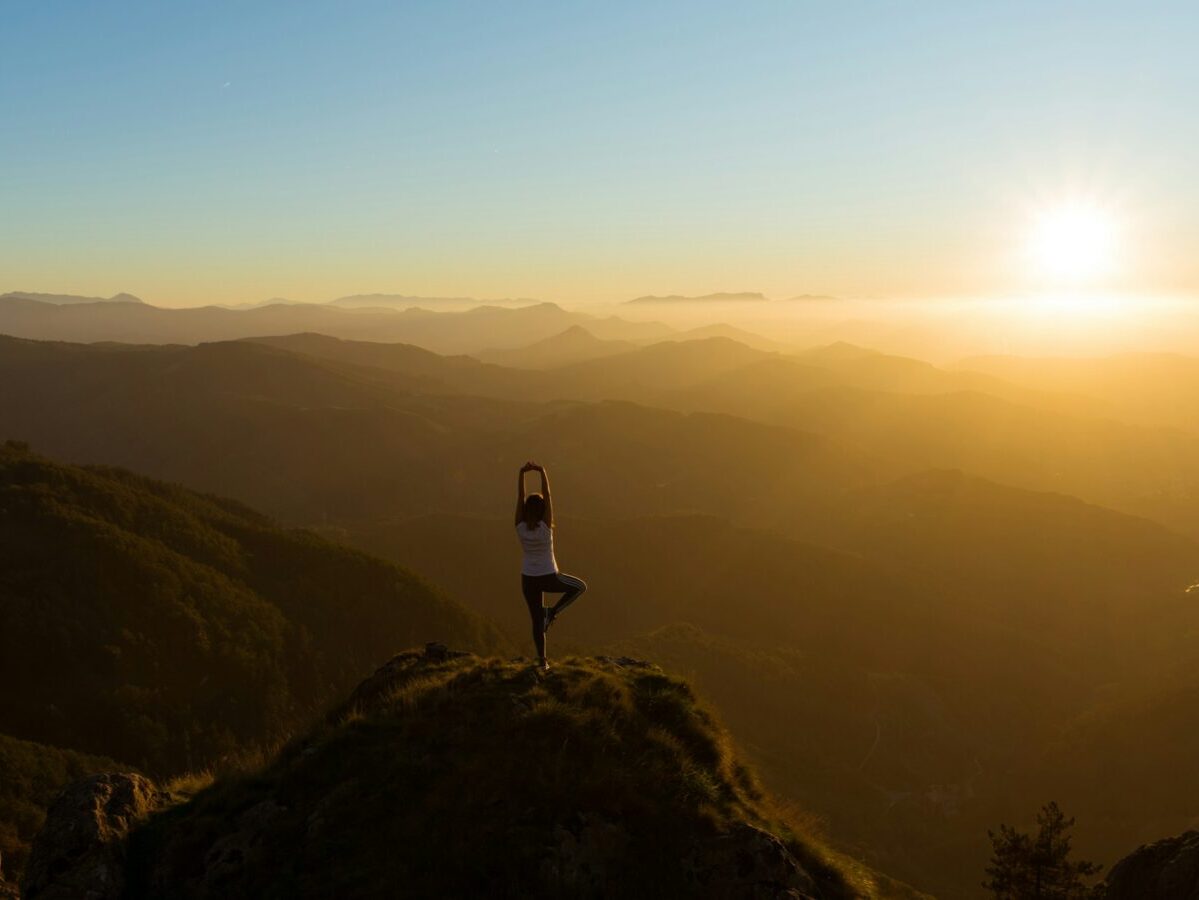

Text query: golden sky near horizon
(4, 4), (1198, 308)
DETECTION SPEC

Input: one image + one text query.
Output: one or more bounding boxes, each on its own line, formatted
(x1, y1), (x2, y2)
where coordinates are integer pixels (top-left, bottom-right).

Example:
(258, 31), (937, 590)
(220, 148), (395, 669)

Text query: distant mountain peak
(1, 291), (144, 306)
(799, 341), (879, 359)
(328, 293), (545, 310)
(625, 292), (769, 304)
(680, 322), (785, 351)
(550, 324), (602, 342)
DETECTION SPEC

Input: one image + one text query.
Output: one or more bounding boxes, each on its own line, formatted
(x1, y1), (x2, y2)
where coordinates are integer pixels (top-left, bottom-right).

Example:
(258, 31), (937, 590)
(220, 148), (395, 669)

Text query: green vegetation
(984, 803), (1101, 899)
(0, 732), (120, 881)
(126, 651), (926, 899)
(0, 441), (505, 775)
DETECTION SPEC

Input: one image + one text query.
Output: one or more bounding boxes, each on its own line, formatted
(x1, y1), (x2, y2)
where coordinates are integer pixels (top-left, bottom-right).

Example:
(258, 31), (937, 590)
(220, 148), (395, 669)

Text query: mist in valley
(3, 289), (1199, 897)
(6, 2), (1199, 898)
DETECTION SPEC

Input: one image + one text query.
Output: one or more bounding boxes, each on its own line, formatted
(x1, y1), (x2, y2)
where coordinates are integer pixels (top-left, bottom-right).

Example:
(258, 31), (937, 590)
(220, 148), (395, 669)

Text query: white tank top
(516, 520), (557, 576)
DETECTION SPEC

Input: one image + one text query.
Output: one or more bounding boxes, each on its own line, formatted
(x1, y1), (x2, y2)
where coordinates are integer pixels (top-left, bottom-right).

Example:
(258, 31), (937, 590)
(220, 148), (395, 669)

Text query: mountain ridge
(625, 291), (769, 304)
(0, 297), (674, 353)
(1, 291), (144, 306)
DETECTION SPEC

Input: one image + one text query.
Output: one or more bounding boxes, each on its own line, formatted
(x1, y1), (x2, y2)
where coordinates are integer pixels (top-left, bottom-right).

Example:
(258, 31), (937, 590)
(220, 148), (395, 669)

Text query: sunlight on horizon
(1025, 200), (1123, 287)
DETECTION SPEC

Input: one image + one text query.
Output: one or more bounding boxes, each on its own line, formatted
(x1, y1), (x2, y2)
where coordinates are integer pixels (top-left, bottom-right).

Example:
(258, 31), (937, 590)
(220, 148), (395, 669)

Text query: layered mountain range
(2, 317), (1197, 897)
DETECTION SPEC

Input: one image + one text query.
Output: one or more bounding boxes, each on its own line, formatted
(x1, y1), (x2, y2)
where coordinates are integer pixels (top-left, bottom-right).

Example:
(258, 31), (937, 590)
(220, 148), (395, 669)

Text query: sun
(1027, 202), (1120, 284)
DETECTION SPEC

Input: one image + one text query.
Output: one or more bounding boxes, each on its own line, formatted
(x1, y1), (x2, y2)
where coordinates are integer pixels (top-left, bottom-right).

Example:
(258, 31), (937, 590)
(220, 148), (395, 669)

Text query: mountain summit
(26, 646), (926, 900)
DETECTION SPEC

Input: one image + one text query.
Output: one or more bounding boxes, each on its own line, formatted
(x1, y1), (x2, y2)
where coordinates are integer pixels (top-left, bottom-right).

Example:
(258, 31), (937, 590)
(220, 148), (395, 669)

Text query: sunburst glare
(1026, 201), (1122, 284)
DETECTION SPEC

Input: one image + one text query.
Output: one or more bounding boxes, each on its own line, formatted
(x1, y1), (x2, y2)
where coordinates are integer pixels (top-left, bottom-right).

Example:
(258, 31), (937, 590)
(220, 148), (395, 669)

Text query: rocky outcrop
(1103, 830), (1199, 899)
(686, 824), (819, 899)
(22, 772), (166, 900)
(18, 650), (911, 898)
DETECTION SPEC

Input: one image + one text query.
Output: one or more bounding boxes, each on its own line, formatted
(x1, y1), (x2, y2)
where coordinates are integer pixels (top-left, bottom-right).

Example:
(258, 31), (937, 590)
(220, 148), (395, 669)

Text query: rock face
(22, 772), (166, 900)
(1103, 830), (1199, 899)
(687, 824), (819, 900)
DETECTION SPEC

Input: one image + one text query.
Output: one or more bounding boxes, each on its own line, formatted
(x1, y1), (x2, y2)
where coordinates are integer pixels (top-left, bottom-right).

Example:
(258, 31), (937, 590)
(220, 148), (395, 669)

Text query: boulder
(1104, 830), (1199, 899)
(22, 772), (165, 900)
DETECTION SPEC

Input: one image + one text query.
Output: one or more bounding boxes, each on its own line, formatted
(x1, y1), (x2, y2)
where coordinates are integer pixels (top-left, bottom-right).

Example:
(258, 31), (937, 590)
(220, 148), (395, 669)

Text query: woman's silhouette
(515, 462), (587, 671)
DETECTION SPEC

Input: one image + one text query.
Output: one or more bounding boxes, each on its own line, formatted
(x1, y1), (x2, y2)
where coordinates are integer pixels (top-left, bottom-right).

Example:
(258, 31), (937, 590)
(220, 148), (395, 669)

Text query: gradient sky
(3, 1), (1197, 306)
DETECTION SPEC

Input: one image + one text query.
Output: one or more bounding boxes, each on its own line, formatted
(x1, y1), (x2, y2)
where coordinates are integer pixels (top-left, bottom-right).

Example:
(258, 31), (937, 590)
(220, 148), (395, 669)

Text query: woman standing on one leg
(515, 462), (587, 672)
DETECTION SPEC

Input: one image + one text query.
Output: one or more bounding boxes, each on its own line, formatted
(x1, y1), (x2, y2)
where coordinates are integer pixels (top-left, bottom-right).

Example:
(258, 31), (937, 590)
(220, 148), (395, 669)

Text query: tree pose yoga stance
(515, 462), (587, 672)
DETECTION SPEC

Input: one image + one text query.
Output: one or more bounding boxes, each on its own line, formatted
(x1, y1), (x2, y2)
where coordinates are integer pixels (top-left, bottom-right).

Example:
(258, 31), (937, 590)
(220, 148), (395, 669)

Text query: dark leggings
(521, 571), (587, 661)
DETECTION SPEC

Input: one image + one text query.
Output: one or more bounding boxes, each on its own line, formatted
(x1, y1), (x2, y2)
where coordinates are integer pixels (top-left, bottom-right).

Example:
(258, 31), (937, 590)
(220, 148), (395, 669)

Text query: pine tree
(983, 802), (1102, 899)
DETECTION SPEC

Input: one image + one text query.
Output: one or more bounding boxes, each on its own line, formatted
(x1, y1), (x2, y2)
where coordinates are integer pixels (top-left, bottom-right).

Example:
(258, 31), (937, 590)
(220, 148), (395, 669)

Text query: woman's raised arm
(515, 463), (532, 526)
(536, 464), (553, 527)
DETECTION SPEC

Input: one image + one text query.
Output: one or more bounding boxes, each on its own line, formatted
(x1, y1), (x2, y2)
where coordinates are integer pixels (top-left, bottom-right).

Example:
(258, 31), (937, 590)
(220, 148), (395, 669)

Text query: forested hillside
(0, 443), (504, 773)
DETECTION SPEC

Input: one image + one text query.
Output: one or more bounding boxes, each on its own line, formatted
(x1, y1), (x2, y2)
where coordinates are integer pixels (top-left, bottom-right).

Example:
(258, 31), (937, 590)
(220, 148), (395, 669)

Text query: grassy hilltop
(123, 648), (928, 899)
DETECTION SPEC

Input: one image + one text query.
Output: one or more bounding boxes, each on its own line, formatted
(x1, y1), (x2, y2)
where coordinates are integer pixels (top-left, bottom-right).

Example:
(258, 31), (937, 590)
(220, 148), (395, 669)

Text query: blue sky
(3, 1), (1196, 305)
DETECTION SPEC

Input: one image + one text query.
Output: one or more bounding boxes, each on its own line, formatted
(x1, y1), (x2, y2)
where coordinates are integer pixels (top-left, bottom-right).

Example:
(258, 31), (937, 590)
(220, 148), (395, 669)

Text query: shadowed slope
(0, 444), (505, 772)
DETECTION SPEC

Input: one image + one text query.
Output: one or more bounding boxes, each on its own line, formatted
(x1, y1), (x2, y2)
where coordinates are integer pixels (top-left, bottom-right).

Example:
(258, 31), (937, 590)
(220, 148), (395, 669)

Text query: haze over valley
(6, 2), (1199, 898)
(3, 289), (1199, 896)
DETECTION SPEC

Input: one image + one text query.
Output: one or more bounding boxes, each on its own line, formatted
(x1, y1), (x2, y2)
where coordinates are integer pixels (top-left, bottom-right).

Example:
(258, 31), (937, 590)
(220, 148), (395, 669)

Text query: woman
(515, 461), (587, 671)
